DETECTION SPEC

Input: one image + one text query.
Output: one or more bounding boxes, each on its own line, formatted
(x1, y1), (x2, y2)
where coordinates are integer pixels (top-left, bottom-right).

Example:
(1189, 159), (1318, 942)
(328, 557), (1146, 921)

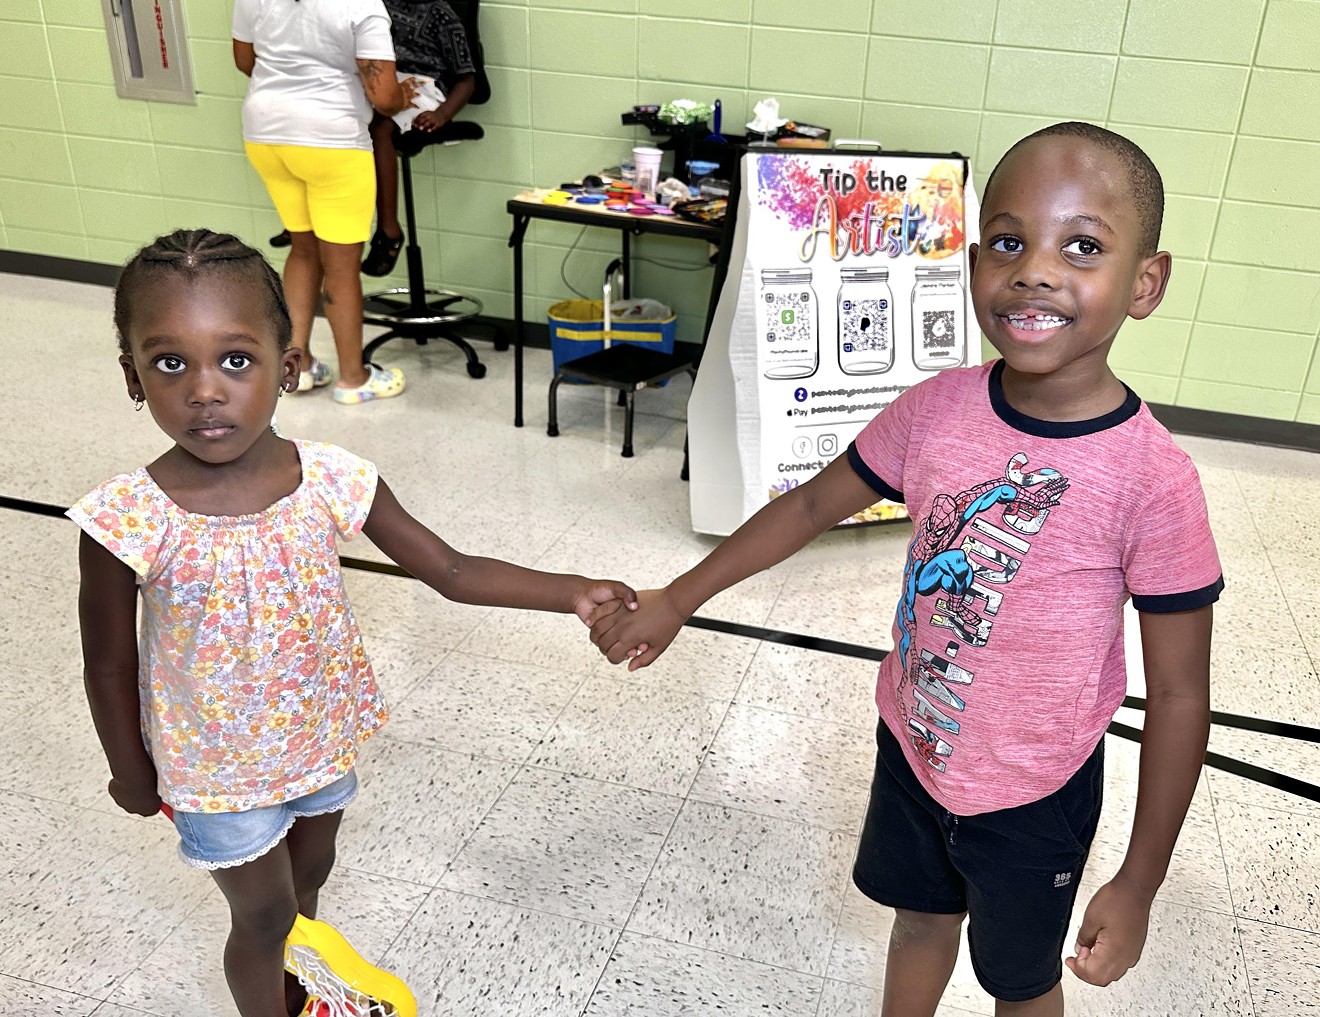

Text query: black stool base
(362, 288), (491, 378)
(547, 346), (696, 458)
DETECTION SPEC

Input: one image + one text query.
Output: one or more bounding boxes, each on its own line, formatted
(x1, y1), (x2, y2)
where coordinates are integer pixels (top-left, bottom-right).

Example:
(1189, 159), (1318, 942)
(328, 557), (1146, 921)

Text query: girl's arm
(356, 59), (416, 117)
(591, 453), (882, 669)
(77, 532), (160, 816)
(361, 478), (636, 622)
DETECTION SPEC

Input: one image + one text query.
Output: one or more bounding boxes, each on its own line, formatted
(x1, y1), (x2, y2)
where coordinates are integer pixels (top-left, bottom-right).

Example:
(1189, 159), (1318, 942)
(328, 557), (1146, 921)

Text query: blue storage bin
(548, 299), (677, 372)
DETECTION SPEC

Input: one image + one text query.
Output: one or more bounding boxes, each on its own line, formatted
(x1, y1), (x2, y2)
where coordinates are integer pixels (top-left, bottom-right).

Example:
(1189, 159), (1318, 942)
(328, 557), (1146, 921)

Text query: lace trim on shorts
(287, 782), (359, 818)
(177, 812), (298, 871)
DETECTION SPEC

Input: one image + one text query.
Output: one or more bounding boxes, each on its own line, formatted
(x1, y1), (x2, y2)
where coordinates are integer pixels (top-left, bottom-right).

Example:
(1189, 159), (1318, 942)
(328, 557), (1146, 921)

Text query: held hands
(1066, 876), (1153, 986)
(570, 578), (639, 627)
(589, 588), (684, 670)
(108, 775), (161, 817)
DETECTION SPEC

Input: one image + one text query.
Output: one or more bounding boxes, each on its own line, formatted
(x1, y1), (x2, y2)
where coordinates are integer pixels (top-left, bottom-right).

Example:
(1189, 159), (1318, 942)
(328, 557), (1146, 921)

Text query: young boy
(588, 122), (1223, 1016)
(361, 0), (477, 275)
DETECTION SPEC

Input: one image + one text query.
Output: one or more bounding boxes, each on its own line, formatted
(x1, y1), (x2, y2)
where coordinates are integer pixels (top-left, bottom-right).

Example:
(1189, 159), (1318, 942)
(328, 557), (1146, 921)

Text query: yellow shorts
(245, 143), (375, 246)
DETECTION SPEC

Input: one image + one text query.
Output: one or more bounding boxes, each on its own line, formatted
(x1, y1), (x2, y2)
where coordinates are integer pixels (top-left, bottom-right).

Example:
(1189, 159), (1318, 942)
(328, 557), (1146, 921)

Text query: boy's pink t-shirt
(850, 361), (1222, 816)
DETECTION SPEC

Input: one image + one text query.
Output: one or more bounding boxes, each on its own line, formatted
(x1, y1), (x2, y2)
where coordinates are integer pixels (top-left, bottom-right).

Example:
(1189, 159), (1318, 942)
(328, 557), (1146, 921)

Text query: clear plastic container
(760, 268), (818, 380)
(837, 267), (894, 375)
(911, 266), (965, 371)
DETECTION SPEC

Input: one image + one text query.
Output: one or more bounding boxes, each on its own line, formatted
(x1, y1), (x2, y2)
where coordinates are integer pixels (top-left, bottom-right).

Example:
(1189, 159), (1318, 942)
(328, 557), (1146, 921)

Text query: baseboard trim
(1, 249), (121, 287)
(1147, 402), (1319, 453)
(4, 248), (1316, 450)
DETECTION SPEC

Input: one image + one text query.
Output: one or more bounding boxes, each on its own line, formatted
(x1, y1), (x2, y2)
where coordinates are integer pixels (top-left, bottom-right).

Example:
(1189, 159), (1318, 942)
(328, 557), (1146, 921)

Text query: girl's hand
(108, 776), (162, 817)
(571, 580), (639, 625)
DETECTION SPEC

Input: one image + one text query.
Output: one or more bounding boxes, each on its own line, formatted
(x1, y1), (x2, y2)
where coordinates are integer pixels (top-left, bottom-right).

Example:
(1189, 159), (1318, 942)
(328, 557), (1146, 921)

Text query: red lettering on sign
(155, 0), (168, 68)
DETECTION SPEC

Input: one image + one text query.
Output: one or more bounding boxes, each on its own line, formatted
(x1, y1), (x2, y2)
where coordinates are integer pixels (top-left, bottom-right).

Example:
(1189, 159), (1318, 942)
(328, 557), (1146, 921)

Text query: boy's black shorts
(852, 720), (1104, 1002)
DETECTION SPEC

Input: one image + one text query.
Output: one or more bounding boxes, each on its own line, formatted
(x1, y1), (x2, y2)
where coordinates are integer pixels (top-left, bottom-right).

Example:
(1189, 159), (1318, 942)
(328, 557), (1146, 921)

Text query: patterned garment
(384, 0), (475, 90)
(849, 361), (1223, 816)
(69, 441), (388, 813)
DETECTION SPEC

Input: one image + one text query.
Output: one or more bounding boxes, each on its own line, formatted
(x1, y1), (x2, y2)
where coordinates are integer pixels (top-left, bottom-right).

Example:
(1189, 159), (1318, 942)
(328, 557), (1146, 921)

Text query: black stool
(361, 123), (504, 378)
(547, 345), (696, 458)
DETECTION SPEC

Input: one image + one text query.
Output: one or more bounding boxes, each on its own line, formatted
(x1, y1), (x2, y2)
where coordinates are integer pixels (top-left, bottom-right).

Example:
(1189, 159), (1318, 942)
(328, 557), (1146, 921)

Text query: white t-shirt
(232, 0), (396, 151)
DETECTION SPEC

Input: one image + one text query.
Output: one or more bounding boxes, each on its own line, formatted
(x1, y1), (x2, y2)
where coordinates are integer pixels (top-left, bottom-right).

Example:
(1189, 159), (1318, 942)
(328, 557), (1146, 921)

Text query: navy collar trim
(988, 360), (1142, 439)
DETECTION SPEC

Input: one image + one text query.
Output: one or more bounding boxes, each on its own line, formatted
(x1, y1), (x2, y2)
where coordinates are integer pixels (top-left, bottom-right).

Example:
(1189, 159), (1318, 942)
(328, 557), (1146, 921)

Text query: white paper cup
(632, 146), (663, 193)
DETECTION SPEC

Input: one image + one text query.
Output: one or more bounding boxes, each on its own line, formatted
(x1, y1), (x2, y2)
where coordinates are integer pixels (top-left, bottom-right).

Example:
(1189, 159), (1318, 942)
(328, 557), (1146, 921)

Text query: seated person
(362, 0), (477, 276)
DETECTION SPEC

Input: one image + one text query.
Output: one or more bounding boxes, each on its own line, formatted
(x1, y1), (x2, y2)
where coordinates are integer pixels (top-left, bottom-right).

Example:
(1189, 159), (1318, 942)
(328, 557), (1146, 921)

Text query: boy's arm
(77, 532), (160, 816)
(591, 454), (882, 669)
(414, 73), (475, 132)
(1067, 604), (1213, 986)
(361, 478), (635, 621)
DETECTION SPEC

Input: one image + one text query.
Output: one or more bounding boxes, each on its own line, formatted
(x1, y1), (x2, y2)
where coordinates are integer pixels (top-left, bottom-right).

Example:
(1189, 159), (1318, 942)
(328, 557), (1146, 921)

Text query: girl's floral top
(68, 441), (387, 813)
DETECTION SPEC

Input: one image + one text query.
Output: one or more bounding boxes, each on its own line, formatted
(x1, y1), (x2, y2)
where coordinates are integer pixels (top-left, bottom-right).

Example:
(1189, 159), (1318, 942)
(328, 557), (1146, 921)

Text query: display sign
(689, 150), (979, 535)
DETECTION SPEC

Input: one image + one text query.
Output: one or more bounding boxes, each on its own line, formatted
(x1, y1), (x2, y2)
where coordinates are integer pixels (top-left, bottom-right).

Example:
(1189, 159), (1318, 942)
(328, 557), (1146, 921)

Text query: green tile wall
(3, 0), (1319, 422)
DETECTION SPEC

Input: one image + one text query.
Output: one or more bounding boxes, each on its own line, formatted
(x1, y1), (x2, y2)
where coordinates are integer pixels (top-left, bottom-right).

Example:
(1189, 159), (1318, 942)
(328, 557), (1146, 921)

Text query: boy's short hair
(984, 122), (1164, 255)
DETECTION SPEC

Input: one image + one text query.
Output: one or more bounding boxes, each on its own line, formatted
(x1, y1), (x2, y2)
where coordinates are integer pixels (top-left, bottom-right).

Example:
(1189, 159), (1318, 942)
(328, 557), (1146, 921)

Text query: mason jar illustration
(760, 269), (818, 380)
(837, 267), (895, 375)
(911, 265), (965, 371)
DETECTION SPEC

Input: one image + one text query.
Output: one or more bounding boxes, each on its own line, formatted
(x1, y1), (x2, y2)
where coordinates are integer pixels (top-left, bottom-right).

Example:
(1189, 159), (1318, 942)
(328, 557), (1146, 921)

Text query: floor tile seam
(376, 747), (527, 958)
(402, 882), (630, 937)
(676, 791), (866, 841)
(0, 971), (106, 1010)
(369, 729), (545, 769)
(335, 860), (435, 893)
(374, 650), (458, 712)
(600, 926), (835, 987)
(1206, 767), (1320, 811)
(577, 664), (752, 707)
(814, 843), (859, 1017)
(505, 757), (689, 805)
(1224, 909), (1320, 937)
(1238, 475), (1318, 675)
(1206, 787), (1320, 821)
(724, 692), (878, 733)
(1233, 913), (1320, 939)
(683, 787), (865, 839)
(668, 675), (748, 803)
(441, 642), (603, 686)
(100, 885), (220, 1009)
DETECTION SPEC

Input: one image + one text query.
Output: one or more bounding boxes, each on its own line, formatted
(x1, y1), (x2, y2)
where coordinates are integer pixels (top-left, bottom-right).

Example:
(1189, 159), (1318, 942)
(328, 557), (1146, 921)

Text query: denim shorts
(171, 771), (359, 871)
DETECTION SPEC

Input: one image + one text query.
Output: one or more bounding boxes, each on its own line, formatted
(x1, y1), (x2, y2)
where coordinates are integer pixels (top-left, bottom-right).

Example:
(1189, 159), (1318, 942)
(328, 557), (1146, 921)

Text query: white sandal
(332, 363), (406, 405)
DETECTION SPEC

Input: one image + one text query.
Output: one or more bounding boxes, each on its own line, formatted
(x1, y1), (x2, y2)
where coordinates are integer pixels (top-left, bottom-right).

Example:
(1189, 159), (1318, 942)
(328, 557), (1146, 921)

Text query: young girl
(71, 228), (637, 1017)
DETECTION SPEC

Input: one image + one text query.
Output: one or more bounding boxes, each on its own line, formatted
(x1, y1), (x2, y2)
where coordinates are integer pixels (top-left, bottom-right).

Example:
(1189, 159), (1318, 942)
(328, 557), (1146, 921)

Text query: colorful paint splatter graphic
(755, 156), (966, 262)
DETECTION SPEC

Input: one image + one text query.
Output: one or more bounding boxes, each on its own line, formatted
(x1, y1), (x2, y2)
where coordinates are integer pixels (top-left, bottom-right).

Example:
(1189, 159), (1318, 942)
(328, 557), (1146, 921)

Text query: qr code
(922, 310), (956, 349)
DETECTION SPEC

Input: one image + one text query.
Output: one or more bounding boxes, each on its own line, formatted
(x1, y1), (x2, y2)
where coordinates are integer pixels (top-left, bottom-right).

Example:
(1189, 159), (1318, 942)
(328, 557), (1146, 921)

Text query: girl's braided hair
(113, 229), (293, 355)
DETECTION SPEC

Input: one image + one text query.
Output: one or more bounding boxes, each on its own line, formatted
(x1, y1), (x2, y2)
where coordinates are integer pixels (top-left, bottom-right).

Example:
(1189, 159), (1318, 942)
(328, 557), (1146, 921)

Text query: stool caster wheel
(467, 361), (487, 379)
(547, 424), (560, 437)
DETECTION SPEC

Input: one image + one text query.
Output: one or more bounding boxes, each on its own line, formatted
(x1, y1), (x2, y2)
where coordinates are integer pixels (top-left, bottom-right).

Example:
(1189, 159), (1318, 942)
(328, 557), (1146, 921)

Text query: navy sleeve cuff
(1131, 576), (1224, 613)
(846, 442), (904, 503)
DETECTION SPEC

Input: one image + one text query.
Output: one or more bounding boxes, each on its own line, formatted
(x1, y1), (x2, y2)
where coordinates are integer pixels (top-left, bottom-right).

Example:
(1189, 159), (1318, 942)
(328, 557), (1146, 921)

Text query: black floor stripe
(0, 494), (71, 519)
(7, 497), (1319, 802)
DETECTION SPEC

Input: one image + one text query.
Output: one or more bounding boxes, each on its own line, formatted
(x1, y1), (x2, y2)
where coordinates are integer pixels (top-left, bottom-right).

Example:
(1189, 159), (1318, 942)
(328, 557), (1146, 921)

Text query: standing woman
(233, 0), (415, 404)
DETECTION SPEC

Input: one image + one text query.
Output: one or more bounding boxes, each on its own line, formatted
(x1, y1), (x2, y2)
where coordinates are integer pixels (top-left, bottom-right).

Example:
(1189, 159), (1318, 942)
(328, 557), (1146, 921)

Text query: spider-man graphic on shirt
(895, 453), (1068, 771)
